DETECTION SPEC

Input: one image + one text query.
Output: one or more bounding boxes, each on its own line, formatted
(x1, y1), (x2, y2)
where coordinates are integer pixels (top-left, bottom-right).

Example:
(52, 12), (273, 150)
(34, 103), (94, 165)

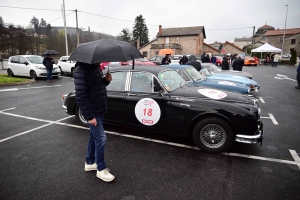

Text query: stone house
(222, 41), (244, 55)
(283, 32), (300, 55)
(254, 24), (275, 39)
(139, 25), (206, 59)
(234, 37), (253, 49)
(203, 43), (220, 55)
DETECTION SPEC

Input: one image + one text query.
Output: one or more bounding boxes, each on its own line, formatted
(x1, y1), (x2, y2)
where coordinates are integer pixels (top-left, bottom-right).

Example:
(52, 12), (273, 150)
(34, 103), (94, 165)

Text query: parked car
(201, 63), (253, 79)
(62, 65), (263, 154)
(282, 53), (291, 58)
(244, 57), (258, 66)
(7, 55), (60, 79)
(121, 58), (157, 66)
(215, 56), (223, 66)
(199, 67), (260, 91)
(149, 55), (164, 65)
(57, 56), (76, 76)
(165, 65), (250, 94)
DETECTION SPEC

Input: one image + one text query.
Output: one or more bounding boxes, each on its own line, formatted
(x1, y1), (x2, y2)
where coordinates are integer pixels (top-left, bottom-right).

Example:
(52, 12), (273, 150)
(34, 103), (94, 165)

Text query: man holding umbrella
(43, 54), (54, 82)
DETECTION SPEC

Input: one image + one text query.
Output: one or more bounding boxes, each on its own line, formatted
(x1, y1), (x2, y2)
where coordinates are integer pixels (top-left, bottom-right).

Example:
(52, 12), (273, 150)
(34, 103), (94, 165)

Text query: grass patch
(0, 74), (30, 83)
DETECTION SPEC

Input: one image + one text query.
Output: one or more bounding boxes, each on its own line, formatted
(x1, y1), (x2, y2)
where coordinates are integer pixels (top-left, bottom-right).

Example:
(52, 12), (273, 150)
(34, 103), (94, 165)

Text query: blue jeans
(272, 62), (278, 67)
(46, 68), (53, 80)
(86, 116), (107, 171)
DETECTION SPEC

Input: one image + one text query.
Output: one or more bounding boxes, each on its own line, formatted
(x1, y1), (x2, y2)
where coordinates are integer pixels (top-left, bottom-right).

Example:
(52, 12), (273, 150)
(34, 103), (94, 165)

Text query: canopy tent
(251, 43), (281, 53)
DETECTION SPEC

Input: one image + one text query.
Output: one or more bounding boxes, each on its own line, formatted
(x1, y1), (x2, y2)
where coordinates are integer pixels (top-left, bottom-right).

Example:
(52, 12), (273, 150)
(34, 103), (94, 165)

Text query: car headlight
(35, 66), (45, 69)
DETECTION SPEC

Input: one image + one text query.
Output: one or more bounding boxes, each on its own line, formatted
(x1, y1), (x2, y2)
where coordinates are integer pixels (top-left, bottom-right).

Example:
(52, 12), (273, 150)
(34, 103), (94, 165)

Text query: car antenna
(131, 54), (135, 70)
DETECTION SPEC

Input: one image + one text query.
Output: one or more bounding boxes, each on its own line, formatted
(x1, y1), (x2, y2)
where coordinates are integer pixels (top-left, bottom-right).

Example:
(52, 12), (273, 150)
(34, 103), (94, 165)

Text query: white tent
(251, 43), (281, 53)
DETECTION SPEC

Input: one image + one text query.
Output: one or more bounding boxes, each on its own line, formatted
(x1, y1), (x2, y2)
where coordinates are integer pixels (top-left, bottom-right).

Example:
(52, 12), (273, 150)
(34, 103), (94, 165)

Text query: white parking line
(268, 113), (278, 125)
(0, 107), (16, 112)
(259, 97), (265, 103)
(0, 88), (18, 92)
(289, 150), (300, 170)
(0, 110), (297, 169)
(0, 85), (61, 92)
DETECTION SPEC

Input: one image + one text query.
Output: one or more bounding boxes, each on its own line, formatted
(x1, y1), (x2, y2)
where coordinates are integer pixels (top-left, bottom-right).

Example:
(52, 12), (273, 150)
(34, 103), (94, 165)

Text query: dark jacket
(232, 58), (244, 71)
(179, 56), (188, 65)
(221, 57), (230, 70)
(43, 57), (54, 69)
(186, 61), (202, 71)
(211, 56), (216, 63)
(161, 57), (171, 65)
(297, 62), (300, 73)
(74, 62), (110, 121)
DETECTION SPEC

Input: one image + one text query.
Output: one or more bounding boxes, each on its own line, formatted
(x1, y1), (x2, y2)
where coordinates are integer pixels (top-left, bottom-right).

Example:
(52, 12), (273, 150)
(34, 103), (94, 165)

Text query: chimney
(159, 25), (162, 35)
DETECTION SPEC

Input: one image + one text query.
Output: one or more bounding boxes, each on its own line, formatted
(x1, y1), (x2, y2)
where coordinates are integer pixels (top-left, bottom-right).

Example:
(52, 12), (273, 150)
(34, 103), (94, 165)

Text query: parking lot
(0, 64), (300, 200)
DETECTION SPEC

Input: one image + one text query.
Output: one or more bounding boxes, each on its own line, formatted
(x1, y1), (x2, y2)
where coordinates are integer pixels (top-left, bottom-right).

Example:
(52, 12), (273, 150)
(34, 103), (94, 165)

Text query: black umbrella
(186, 60), (202, 71)
(43, 50), (60, 55)
(68, 39), (143, 70)
(189, 55), (197, 61)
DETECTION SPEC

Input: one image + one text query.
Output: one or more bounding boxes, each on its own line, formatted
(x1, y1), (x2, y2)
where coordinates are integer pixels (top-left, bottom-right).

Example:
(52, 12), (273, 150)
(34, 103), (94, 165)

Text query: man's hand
(105, 73), (112, 82)
(88, 118), (97, 126)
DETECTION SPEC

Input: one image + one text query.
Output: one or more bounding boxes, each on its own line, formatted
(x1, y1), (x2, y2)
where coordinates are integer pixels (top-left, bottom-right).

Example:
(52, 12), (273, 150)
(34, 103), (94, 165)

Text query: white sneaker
(84, 162), (97, 171)
(96, 169), (115, 182)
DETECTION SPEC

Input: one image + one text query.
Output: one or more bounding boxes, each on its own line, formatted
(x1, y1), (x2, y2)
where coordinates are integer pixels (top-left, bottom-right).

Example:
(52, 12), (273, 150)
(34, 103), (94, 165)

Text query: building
(254, 24), (275, 39)
(222, 41), (244, 55)
(203, 43), (220, 55)
(234, 37), (253, 49)
(139, 25), (206, 59)
(209, 41), (222, 50)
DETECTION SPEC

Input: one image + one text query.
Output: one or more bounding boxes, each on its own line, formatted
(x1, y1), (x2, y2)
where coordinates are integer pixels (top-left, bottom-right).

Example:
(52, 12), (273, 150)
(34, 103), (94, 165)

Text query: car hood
(207, 74), (258, 86)
(213, 71), (253, 79)
(169, 84), (254, 104)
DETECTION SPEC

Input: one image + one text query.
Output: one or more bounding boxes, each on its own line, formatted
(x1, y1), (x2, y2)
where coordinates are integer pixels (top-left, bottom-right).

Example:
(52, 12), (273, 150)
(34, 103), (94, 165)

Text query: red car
(215, 56), (223, 66)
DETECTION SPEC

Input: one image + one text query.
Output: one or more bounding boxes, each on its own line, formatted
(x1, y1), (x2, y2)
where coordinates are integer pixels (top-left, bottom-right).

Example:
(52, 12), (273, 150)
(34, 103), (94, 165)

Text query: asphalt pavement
(0, 64), (300, 200)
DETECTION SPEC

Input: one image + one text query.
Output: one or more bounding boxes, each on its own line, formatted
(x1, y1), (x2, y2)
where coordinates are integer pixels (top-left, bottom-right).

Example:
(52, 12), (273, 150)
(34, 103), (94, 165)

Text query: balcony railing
(151, 43), (182, 49)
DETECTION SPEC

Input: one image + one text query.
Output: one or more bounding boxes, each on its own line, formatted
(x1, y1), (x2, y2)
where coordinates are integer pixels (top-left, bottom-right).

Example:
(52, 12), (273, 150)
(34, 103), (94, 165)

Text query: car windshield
(210, 64), (222, 71)
(185, 67), (205, 81)
(158, 70), (186, 91)
(26, 56), (44, 64)
(200, 68), (213, 77)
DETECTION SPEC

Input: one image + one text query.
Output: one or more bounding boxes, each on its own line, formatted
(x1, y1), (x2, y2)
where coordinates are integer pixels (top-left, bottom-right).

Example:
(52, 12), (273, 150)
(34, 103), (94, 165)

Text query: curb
(0, 79), (36, 86)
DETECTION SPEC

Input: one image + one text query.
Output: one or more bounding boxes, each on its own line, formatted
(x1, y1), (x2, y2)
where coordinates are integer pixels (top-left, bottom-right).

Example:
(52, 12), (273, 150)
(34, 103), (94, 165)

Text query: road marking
(0, 110), (298, 169)
(18, 85), (61, 90)
(0, 107), (15, 112)
(274, 74), (296, 82)
(268, 113), (278, 125)
(260, 117), (270, 119)
(289, 149), (300, 170)
(0, 88), (18, 92)
(259, 97), (265, 103)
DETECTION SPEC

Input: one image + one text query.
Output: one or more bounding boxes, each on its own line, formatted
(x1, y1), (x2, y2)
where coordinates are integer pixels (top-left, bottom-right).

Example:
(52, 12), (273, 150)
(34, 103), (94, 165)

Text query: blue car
(200, 68), (260, 91)
(165, 65), (250, 94)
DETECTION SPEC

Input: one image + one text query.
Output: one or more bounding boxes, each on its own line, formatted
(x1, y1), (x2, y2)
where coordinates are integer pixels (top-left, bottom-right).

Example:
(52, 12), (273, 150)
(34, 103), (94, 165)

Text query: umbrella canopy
(251, 43), (282, 53)
(43, 50), (60, 55)
(68, 39), (143, 64)
(186, 60), (202, 71)
(158, 48), (174, 55)
(188, 55), (197, 61)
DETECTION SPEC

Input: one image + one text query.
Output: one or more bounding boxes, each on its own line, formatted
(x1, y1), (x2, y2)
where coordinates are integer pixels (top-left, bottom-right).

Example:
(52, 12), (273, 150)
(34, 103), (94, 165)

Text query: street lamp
(281, 5), (288, 57)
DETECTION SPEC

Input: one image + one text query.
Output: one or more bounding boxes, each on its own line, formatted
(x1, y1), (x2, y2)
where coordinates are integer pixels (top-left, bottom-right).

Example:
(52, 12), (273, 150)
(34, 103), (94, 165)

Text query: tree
(132, 15), (149, 48)
(120, 28), (131, 42)
(290, 49), (297, 65)
(218, 43), (223, 51)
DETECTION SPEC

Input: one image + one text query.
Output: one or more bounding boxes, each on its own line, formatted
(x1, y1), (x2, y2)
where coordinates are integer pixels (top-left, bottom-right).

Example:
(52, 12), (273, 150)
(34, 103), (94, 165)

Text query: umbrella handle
(131, 54), (135, 70)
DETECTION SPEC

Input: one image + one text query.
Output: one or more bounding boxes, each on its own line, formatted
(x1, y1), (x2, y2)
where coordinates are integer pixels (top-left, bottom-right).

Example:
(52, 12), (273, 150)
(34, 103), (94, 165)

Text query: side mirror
(24, 62), (29, 66)
(158, 90), (165, 97)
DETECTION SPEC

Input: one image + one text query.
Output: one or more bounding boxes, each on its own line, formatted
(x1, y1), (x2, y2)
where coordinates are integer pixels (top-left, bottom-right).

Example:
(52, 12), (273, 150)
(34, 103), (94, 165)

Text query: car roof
(108, 65), (171, 75)
(164, 64), (192, 69)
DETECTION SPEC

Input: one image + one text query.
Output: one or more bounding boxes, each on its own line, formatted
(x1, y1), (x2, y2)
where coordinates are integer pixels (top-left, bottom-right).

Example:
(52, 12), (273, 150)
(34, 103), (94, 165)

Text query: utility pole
(62, 0), (68, 55)
(281, 5), (288, 57)
(252, 26), (255, 44)
(75, 9), (79, 46)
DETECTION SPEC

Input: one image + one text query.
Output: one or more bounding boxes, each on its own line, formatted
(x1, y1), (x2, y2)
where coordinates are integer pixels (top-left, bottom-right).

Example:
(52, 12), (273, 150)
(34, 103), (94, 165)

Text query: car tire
(59, 66), (64, 75)
(71, 68), (75, 77)
(192, 117), (234, 153)
(30, 70), (37, 79)
(7, 69), (14, 77)
(75, 105), (88, 127)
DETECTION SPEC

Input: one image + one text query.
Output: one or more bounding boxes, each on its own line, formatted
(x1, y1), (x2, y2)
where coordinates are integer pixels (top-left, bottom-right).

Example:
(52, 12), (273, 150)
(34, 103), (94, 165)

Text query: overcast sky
(1, 0), (300, 44)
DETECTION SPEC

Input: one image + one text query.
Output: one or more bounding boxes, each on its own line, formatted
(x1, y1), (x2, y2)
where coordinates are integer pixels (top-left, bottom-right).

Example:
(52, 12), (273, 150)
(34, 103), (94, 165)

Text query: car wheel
(59, 66), (64, 75)
(30, 70), (37, 79)
(71, 68), (75, 77)
(7, 69), (14, 77)
(192, 117), (234, 153)
(75, 105), (88, 127)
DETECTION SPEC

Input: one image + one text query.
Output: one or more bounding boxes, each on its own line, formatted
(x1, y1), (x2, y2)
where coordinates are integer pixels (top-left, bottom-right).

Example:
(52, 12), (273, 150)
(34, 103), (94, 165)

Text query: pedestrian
(204, 54), (210, 63)
(42, 54), (54, 82)
(211, 55), (216, 65)
(296, 57), (300, 89)
(232, 55), (244, 71)
(270, 53), (275, 65)
(161, 54), (171, 65)
(272, 54), (280, 67)
(179, 54), (188, 65)
(74, 62), (115, 182)
(221, 55), (230, 70)
(201, 52), (206, 63)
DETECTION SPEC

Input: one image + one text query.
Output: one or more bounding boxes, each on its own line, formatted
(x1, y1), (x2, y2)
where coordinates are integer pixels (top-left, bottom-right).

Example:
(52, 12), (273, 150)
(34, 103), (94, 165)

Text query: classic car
(200, 68), (260, 91)
(62, 65), (263, 154)
(164, 65), (250, 94)
(244, 57), (258, 66)
(201, 63), (253, 79)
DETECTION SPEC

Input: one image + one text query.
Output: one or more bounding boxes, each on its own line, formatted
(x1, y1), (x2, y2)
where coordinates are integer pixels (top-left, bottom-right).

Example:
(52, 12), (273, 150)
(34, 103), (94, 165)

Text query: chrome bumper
(62, 94), (68, 113)
(235, 121), (263, 144)
(251, 85), (260, 91)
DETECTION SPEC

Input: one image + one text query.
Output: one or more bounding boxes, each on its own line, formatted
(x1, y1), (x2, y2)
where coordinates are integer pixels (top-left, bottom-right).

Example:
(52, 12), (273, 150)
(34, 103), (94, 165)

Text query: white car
(57, 56), (76, 76)
(7, 55), (60, 79)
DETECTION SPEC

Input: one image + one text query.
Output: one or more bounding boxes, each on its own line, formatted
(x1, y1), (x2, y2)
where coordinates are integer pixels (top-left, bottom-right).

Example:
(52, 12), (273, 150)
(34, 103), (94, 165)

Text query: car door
(105, 71), (128, 125)
(9, 56), (20, 75)
(19, 56), (29, 76)
(123, 71), (170, 133)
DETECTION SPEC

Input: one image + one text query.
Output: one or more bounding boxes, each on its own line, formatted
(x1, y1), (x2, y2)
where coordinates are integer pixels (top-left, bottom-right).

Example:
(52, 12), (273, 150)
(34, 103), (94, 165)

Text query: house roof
(285, 31), (300, 39)
(264, 28), (300, 36)
(204, 43), (220, 53)
(157, 26), (206, 38)
(234, 37), (252, 42)
(139, 38), (157, 49)
(224, 41), (243, 51)
(258, 24), (275, 30)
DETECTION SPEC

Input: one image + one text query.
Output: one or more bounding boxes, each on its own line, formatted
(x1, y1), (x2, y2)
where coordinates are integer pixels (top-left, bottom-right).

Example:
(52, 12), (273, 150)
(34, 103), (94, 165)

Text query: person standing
(221, 55), (230, 70)
(179, 54), (188, 65)
(295, 58), (300, 89)
(43, 55), (54, 82)
(272, 54), (280, 67)
(232, 55), (244, 71)
(211, 55), (216, 65)
(161, 54), (171, 65)
(74, 62), (115, 182)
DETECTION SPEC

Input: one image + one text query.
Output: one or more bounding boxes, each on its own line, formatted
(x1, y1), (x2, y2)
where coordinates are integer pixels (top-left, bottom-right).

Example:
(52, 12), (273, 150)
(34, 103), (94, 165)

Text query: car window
(26, 56), (43, 64)
(149, 56), (156, 61)
(158, 70), (186, 91)
(186, 67), (205, 81)
(106, 71), (127, 91)
(19, 57), (27, 64)
(199, 68), (212, 77)
(156, 56), (162, 61)
(130, 72), (153, 93)
(177, 69), (191, 81)
(11, 56), (20, 63)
